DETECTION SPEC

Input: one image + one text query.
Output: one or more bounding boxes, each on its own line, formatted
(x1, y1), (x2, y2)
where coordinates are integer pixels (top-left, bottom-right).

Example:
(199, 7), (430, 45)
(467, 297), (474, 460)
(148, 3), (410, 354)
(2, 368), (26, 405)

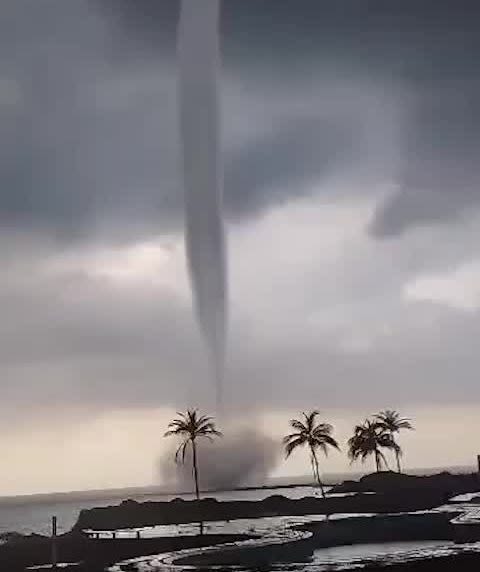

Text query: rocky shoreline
(1, 472), (479, 571)
(75, 471), (479, 530)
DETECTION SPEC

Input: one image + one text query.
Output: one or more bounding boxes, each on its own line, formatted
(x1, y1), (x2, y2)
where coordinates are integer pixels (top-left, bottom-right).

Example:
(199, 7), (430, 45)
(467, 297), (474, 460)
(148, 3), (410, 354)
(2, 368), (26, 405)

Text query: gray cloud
(2, 204), (480, 420)
(3, 0), (479, 242)
(370, 84), (480, 237)
(1, 0), (364, 240)
(1, 0), (480, 423)
(225, 115), (360, 218)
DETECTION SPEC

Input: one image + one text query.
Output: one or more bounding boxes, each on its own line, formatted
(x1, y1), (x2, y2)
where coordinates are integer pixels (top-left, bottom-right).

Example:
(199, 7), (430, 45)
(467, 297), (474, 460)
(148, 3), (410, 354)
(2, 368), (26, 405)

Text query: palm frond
(283, 432), (304, 445)
(303, 410), (320, 431)
(165, 409), (222, 455)
(283, 411), (338, 461)
(317, 433), (341, 451)
(175, 440), (189, 464)
(347, 417), (394, 469)
(285, 437), (306, 458)
(374, 410), (414, 433)
(289, 419), (307, 432)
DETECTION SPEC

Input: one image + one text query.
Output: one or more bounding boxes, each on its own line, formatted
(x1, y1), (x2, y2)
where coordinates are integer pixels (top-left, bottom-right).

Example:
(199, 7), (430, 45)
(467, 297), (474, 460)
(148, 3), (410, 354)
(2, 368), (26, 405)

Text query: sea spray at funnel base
(178, 0), (227, 408)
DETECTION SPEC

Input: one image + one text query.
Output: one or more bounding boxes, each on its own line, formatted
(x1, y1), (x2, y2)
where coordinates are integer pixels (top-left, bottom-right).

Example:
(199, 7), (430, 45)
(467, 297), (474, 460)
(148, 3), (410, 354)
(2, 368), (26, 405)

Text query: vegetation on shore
(283, 410), (340, 498)
(164, 408), (413, 498)
(374, 410), (414, 473)
(164, 409), (222, 500)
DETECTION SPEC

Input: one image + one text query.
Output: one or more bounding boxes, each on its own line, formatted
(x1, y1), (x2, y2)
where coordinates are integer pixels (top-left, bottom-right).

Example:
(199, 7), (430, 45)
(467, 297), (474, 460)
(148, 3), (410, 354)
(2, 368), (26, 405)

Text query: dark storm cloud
(2, 0), (480, 420)
(370, 84), (480, 237)
(0, 3), (267, 237)
(225, 0), (480, 236)
(0, 0), (180, 238)
(2, 0), (479, 239)
(1, 0), (359, 239)
(225, 116), (358, 217)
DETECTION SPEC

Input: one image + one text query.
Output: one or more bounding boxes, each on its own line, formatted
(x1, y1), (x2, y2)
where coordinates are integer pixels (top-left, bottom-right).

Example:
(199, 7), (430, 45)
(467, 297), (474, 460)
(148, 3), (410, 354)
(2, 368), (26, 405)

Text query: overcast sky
(1, 0), (480, 495)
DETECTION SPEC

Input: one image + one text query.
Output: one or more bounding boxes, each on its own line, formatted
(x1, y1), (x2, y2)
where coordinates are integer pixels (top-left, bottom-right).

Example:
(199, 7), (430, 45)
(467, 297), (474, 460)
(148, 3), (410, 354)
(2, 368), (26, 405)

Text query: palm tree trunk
(395, 449), (401, 473)
(375, 449), (380, 472)
(191, 439), (204, 535)
(311, 449), (326, 500)
(191, 439), (200, 500)
(393, 437), (402, 473)
(390, 434), (402, 473)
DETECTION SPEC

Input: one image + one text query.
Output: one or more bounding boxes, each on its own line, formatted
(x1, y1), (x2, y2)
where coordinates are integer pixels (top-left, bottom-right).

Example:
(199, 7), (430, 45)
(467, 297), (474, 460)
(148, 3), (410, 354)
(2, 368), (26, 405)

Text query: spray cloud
(178, 0), (226, 408)
(160, 428), (280, 491)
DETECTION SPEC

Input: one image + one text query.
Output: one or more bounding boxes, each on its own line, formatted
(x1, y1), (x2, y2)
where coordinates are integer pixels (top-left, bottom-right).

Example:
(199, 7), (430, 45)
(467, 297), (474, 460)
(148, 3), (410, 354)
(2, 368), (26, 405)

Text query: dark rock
(334, 479), (361, 492)
(330, 471), (480, 497)
(363, 552), (480, 571)
(263, 495), (289, 504)
(0, 531), (249, 571)
(72, 472), (480, 532)
(303, 512), (459, 546)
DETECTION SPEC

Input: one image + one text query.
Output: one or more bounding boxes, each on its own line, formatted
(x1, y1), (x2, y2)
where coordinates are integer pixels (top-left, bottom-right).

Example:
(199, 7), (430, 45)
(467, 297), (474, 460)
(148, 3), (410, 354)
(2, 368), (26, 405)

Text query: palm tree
(348, 418), (396, 472)
(375, 410), (414, 473)
(283, 411), (340, 499)
(164, 409), (222, 500)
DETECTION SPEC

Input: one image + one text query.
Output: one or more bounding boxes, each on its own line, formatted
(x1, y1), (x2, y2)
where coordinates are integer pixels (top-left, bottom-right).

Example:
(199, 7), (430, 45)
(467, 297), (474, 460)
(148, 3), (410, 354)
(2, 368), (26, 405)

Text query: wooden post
(51, 516), (57, 570)
(477, 455), (480, 473)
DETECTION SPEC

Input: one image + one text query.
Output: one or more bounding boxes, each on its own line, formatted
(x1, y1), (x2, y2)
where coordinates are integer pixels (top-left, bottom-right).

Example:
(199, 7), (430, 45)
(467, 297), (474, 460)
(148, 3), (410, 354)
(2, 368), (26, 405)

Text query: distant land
(0, 465), (475, 506)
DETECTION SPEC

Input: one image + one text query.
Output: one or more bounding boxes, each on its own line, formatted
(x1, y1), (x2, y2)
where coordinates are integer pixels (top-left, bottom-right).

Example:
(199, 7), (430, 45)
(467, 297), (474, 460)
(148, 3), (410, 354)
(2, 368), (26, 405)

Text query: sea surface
(1, 466), (478, 571)
(0, 485), (325, 536)
(1, 465), (473, 537)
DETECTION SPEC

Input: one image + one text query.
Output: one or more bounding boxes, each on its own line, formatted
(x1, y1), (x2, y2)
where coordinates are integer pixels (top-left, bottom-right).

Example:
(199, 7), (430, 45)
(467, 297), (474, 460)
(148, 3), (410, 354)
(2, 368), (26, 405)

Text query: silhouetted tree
(375, 410), (414, 473)
(283, 411), (340, 499)
(348, 419), (396, 472)
(164, 409), (222, 500)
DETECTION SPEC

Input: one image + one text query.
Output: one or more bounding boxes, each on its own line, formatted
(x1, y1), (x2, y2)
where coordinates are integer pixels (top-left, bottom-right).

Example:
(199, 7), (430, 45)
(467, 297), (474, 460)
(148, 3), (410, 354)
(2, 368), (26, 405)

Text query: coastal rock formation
(74, 472), (480, 532)
(74, 492), (442, 531)
(330, 471), (480, 496)
(3, 473), (480, 571)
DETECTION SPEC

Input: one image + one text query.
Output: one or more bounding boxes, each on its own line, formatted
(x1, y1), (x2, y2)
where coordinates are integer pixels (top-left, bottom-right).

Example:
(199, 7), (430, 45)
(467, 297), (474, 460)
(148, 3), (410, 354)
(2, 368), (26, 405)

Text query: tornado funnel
(178, 0), (227, 408)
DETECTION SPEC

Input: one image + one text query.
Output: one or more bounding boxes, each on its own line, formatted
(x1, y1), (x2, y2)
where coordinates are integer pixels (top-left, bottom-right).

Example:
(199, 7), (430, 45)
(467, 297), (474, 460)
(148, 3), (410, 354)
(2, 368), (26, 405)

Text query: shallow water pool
(312, 540), (450, 564)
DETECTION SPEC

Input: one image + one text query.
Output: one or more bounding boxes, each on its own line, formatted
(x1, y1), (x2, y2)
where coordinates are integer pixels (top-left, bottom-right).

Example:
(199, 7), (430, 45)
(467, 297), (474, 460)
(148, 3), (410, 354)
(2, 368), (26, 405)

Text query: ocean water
(0, 464), (475, 537)
(2, 467), (477, 571)
(2, 479), (480, 572)
(0, 485), (324, 536)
